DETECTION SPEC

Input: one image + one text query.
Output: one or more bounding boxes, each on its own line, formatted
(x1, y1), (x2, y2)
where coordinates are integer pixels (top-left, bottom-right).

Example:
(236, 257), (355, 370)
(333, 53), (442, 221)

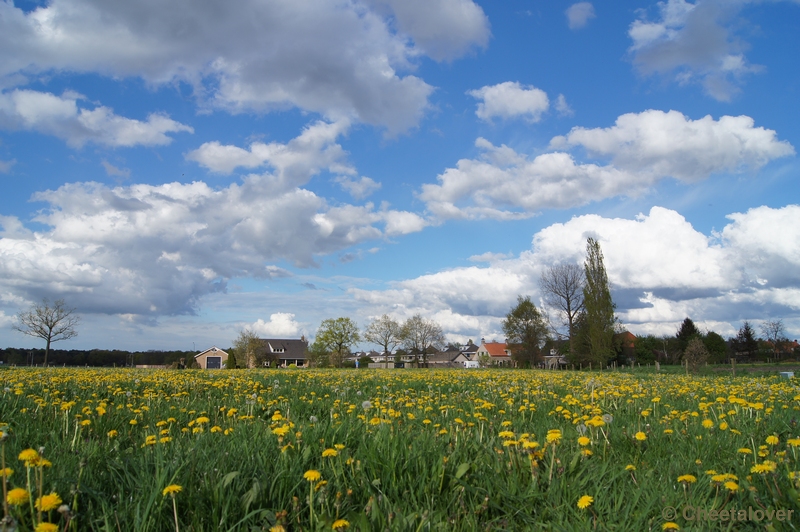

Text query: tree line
(0, 347), (199, 367)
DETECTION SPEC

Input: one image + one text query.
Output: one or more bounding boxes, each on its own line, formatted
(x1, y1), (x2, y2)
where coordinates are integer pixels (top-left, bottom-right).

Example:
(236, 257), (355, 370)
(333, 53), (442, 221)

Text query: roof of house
(615, 331), (637, 349)
(194, 346), (228, 359)
(481, 341), (510, 357)
(428, 350), (463, 363)
(259, 338), (309, 359)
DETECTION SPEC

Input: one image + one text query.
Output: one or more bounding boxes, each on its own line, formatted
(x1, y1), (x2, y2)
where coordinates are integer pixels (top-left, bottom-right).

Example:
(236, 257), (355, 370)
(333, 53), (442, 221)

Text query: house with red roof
(476, 338), (513, 366)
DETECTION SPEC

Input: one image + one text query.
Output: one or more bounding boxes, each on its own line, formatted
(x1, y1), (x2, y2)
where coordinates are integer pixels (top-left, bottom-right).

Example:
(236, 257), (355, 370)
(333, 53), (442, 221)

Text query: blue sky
(1, 0), (798, 351)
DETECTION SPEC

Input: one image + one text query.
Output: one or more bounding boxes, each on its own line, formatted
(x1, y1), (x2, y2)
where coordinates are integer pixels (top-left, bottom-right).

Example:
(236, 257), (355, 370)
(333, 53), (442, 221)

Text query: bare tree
(760, 319), (787, 360)
(364, 314), (402, 368)
(13, 298), (80, 366)
(400, 314), (445, 368)
(539, 263), (584, 355)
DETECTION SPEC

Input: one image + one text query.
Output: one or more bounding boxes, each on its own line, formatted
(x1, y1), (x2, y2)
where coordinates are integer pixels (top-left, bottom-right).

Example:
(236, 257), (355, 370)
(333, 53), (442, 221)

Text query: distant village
(192, 336), (586, 370)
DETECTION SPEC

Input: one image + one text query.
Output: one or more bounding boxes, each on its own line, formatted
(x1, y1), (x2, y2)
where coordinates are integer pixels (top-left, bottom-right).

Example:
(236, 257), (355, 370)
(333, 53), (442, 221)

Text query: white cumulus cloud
(351, 204), (800, 341)
(468, 82), (550, 123)
(421, 110), (793, 220)
(0, 0), (488, 133)
(0, 89), (193, 148)
(251, 313), (303, 337)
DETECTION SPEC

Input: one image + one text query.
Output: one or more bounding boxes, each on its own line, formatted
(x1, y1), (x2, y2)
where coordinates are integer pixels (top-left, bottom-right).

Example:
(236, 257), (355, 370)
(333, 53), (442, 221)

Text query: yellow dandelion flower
(303, 469), (321, 482)
(162, 484), (182, 496)
(577, 495), (593, 509)
(498, 430), (515, 439)
(635, 432), (647, 441)
(701, 419), (714, 429)
(625, 464), (636, 471)
(35, 523), (59, 532)
(0, 467), (12, 478)
(578, 436), (590, 446)
(107, 429), (118, 438)
(195, 416), (210, 424)
(129, 419), (138, 426)
(737, 448), (752, 454)
(677, 474), (696, 484)
(18, 448), (40, 464)
(766, 435), (779, 445)
(334, 444), (345, 450)
(751, 461), (777, 474)
(322, 448), (338, 458)
(272, 425), (290, 437)
(724, 481), (739, 492)
(662, 522), (680, 530)
(210, 426), (222, 433)
(7, 487), (29, 505)
(35, 492), (62, 512)
(332, 518), (350, 530)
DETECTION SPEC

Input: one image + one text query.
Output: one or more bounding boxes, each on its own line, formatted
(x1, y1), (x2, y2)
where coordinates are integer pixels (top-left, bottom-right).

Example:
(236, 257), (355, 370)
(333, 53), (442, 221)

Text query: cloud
(468, 82), (549, 122)
(251, 313), (303, 337)
(335, 176), (382, 200)
(555, 94), (574, 117)
(0, 89), (193, 148)
(0, 174), (427, 318)
(0, 159), (15, 173)
(627, 0), (765, 101)
(101, 161), (131, 178)
(0, 0), (488, 133)
(367, 0), (490, 61)
(351, 204), (800, 341)
(566, 2), (596, 30)
(553, 109), (795, 181)
(186, 121), (353, 188)
(421, 110), (793, 220)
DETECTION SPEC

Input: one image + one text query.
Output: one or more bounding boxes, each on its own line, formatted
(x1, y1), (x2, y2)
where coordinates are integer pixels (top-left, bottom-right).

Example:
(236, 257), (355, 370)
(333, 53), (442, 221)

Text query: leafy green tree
(307, 338), (332, 368)
(314, 317), (361, 367)
(231, 329), (263, 368)
(400, 314), (445, 367)
(502, 296), (550, 368)
(581, 238), (616, 367)
(703, 331), (728, 363)
(13, 298), (80, 367)
(633, 334), (660, 364)
(364, 314), (402, 368)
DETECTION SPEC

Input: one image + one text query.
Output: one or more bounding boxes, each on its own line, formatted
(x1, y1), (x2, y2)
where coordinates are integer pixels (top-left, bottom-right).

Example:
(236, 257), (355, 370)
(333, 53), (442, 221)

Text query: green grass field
(1, 367), (799, 531)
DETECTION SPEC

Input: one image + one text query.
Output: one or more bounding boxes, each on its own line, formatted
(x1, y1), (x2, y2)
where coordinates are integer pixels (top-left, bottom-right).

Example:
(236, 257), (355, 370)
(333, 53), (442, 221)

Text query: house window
(206, 356), (221, 369)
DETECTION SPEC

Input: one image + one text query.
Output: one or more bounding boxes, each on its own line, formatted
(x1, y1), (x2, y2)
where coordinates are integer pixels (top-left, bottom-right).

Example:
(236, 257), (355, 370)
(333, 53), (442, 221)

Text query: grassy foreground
(1, 367), (799, 531)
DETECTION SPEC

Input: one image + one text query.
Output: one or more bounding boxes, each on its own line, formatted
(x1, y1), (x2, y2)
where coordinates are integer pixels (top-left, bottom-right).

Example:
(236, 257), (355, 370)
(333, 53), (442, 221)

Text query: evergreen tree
(732, 321), (758, 359)
(581, 238), (616, 367)
(676, 317), (700, 349)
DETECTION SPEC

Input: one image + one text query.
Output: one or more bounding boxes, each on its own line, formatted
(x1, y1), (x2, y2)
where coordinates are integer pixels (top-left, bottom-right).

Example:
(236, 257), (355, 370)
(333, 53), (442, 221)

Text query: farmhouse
(476, 338), (513, 366)
(260, 337), (309, 367)
(195, 346), (229, 369)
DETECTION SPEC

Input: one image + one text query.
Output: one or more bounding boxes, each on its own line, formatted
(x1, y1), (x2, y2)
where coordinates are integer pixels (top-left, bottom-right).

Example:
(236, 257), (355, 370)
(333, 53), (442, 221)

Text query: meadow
(1, 367), (799, 531)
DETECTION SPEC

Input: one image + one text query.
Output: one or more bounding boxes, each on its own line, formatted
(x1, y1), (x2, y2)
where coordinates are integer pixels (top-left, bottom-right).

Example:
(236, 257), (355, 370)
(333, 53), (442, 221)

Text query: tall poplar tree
(582, 237), (616, 367)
